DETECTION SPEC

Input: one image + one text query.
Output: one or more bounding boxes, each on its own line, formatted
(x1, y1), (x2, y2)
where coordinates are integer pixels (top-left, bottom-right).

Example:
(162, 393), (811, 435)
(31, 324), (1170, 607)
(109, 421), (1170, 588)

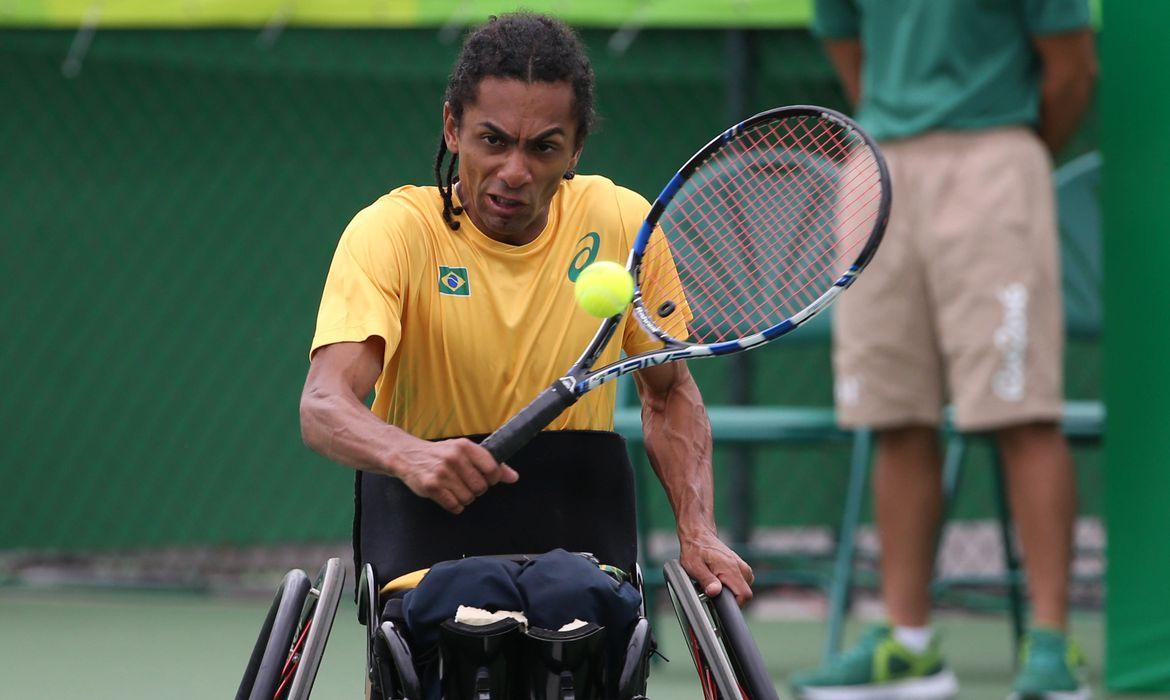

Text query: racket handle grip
(481, 381), (578, 463)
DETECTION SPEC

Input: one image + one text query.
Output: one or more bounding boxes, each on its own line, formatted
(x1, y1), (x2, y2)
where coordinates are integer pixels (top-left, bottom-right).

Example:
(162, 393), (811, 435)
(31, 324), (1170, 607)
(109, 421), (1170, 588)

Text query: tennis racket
(480, 105), (890, 463)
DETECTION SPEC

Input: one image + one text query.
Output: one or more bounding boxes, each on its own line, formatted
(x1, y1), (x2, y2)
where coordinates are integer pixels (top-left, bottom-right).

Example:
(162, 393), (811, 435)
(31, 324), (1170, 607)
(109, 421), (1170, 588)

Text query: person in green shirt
(792, 2), (1097, 699)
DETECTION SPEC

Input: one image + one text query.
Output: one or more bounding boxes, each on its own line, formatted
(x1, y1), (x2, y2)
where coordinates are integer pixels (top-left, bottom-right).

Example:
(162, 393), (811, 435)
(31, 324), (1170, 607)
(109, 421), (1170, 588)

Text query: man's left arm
(634, 360), (755, 604)
(1033, 28), (1098, 154)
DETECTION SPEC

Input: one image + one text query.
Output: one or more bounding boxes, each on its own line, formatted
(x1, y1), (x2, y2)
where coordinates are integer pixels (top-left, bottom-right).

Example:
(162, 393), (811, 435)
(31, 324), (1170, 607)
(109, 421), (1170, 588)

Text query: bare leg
(996, 421), (1076, 631)
(874, 425), (944, 627)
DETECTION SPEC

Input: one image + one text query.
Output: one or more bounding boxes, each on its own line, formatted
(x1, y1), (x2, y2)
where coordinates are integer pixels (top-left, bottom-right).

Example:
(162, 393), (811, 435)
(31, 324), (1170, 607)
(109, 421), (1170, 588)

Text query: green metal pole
(1101, 2), (1170, 691)
(823, 429), (871, 660)
(724, 29), (758, 552)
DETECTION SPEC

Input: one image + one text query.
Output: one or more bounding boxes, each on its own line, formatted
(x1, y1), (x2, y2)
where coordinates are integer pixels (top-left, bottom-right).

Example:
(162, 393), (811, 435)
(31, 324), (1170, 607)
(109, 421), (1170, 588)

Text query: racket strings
(648, 114), (884, 344)
(669, 124), (857, 317)
(700, 163), (862, 303)
(694, 119), (864, 292)
(762, 166), (885, 303)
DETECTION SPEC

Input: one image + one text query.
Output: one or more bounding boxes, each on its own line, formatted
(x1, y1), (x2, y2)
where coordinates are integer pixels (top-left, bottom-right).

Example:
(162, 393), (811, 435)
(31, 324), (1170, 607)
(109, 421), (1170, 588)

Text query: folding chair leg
(932, 432), (968, 563)
(930, 433), (968, 605)
(991, 453), (1026, 660)
(938, 436), (1026, 661)
(940, 432), (966, 521)
(824, 429), (872, 660)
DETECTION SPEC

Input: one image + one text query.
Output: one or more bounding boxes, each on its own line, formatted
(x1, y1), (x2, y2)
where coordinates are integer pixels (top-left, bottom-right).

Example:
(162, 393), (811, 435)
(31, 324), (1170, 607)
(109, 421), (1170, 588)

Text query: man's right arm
(822, 38), (863, 107)
(299, 338), (518, 514)
(813, 0), (862, 106)
(1032, 28), (1098, 154)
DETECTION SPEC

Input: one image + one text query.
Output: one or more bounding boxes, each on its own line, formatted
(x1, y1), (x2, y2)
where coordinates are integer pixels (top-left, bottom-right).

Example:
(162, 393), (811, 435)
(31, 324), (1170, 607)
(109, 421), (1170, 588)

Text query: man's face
(443, 77), (582, 245)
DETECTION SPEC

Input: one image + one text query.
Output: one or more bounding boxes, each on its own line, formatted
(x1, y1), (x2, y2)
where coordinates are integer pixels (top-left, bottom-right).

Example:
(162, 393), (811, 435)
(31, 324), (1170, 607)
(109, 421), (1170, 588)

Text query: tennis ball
(575, 261), (634, 317)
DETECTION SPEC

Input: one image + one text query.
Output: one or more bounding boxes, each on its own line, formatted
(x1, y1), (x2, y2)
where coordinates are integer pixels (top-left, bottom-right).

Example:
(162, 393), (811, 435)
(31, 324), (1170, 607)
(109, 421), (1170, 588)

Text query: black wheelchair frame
(240, 555), (778, 699)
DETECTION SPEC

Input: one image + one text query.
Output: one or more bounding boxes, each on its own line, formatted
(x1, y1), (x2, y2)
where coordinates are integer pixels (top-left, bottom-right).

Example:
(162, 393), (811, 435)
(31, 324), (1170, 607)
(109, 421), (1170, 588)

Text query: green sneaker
(791, 625), (958, 700)
(1009, 629), (1090, 700)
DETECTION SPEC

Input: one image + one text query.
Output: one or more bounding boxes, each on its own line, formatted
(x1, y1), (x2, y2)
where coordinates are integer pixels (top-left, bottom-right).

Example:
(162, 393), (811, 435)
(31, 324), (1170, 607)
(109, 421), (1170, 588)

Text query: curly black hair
(434, 13), (596, 230)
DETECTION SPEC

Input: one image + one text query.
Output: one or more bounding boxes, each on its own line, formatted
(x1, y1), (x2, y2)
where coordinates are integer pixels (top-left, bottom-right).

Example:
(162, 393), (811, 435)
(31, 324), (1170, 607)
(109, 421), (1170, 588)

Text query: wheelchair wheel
(237, 558), (346, 700)
(709, 583), (779, 700)
(663, 559), (779, 700)
(285, 558), (346, 700)
(237, 568), (312, 700)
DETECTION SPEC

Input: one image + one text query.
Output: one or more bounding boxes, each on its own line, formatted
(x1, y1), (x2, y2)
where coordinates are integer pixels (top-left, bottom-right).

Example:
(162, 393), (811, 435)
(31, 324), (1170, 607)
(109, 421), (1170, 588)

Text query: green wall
(1101, 3), (1170, 691)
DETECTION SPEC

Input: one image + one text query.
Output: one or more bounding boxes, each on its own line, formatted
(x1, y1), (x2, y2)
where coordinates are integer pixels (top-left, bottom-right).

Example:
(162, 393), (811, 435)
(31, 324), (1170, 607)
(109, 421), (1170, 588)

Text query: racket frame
(481, 105), (889, 462)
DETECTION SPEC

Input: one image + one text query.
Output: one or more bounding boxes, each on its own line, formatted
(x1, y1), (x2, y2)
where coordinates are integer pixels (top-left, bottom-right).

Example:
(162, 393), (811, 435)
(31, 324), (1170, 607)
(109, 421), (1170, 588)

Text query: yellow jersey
(310, 175), (687, 440)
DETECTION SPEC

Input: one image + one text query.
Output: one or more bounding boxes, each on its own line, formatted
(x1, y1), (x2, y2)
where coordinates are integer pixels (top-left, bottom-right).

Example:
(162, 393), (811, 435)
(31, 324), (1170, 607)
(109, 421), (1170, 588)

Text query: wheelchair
(236, 557), (347, 700)
(239, 554), (779, 699)
(661, 559), (777, 700)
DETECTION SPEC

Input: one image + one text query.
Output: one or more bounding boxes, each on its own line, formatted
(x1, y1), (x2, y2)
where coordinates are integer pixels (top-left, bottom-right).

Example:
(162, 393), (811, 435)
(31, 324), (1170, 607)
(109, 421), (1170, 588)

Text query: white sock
(893, 625), (934, 654)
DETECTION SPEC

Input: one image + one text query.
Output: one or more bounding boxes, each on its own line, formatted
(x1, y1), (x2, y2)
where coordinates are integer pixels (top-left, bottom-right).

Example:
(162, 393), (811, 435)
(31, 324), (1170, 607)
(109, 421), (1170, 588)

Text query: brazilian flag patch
(438, 265), (471, 297)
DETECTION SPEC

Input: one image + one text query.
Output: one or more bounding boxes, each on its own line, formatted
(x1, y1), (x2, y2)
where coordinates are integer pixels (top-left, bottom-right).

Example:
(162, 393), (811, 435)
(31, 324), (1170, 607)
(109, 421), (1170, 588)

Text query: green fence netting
(0, 28), (1101, 591)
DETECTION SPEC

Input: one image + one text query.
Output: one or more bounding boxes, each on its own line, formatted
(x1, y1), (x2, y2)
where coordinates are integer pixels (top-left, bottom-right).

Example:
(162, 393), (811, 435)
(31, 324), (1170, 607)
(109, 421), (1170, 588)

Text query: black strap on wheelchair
(436, 618), (612, 700)
(524, 623), (607, 700)
(438, 618), (525, 700)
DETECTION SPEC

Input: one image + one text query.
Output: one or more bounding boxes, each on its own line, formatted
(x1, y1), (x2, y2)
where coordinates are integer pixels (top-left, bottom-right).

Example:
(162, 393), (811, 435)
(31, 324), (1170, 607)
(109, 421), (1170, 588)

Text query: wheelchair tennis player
(251, 12), (761, 700)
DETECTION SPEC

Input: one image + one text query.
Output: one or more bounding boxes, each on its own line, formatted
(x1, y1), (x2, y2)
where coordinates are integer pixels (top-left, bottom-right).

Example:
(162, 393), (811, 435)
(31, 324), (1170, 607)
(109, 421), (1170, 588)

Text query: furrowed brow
(529, 127), (566, 142)
(477, 121), (565, 144)
(478, 122), (516, 144)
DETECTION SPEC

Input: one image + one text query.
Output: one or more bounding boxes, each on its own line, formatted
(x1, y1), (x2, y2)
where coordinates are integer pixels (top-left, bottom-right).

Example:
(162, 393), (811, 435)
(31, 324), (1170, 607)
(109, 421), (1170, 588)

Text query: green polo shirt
(813, 0), (1090, 141)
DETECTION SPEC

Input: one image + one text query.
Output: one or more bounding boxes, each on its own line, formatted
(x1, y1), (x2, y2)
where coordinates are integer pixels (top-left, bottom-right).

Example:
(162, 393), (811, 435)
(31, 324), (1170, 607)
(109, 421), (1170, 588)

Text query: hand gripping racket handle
(480, 380), (579, 463)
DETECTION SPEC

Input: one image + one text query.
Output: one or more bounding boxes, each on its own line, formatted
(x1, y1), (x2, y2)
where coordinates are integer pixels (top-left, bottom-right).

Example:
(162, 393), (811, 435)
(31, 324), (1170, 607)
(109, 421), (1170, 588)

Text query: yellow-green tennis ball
(575, 261), (634, 317)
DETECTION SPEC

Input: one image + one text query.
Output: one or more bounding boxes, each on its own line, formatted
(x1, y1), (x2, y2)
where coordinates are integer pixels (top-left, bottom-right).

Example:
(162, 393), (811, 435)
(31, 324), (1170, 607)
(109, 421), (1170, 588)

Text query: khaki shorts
(832, 127), (1064, 432)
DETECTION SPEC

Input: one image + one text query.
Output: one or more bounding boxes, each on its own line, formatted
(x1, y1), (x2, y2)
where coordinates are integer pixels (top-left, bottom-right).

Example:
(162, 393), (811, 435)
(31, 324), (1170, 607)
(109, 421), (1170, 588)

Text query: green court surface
(0, 587), (1133, 700)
